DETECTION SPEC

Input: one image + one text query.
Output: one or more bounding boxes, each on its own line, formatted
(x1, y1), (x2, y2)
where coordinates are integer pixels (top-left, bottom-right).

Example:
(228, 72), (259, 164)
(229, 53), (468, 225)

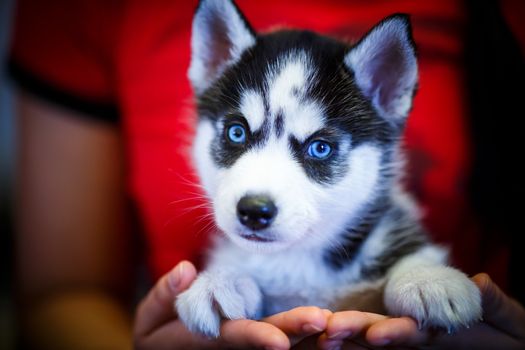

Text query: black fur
(199, 29), (400, 185)
(324, 197), (429, 277)
(197, 4), (421, 277)
(324, 201), (389, 270)
(273, 112), (284, 138)
(288, 129), (349, 185)
(361, 206), (429, 279)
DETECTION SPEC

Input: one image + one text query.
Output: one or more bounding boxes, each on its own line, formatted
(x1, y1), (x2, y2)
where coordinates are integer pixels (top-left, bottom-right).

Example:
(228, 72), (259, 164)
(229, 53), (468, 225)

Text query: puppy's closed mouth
(240, 232), (276, 242)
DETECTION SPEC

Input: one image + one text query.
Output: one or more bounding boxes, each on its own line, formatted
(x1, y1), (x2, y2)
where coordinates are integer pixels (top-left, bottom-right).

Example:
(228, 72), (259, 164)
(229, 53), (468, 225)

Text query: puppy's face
(190, 0), (417, 253)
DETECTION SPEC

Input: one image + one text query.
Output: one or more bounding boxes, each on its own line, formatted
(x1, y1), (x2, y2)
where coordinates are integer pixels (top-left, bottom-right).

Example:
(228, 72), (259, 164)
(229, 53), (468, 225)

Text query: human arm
(15, 92), (133, 349)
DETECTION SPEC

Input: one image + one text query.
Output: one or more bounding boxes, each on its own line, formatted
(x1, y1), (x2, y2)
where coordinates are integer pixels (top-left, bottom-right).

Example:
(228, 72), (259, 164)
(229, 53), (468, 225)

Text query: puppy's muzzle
(236, 195), (277, 231)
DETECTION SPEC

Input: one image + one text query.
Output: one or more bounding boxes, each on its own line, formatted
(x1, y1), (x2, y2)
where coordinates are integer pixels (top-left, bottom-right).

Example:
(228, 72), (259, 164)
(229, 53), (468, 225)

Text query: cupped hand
(133, 260), (330, 349)
(318, 273), (525, 350)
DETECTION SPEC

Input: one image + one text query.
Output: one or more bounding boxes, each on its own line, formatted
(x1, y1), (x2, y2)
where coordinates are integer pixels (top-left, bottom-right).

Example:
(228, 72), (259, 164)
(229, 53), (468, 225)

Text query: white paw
(384, 265), (482, 331)
(175, 271), (262, 338)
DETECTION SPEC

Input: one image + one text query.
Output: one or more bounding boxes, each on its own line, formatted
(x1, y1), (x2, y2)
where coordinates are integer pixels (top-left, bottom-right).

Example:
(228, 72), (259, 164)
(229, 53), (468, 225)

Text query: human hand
(318, 273), (525, 350)
(133, 260), (330, 349)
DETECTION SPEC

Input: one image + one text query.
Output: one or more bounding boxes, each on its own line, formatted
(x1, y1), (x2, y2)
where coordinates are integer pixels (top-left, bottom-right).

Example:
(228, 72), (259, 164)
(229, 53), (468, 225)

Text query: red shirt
(9, 0), (524, 287)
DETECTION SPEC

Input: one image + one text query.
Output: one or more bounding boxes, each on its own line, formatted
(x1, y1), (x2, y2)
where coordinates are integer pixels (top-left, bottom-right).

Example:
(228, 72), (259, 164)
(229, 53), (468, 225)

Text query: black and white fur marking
(177, 0), (482, 338)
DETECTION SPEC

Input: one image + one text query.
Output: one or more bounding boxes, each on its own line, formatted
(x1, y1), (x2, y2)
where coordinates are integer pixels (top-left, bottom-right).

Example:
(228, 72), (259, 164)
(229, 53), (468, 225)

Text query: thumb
(472, 273), (525, 340)
(134, 260), (197, 337)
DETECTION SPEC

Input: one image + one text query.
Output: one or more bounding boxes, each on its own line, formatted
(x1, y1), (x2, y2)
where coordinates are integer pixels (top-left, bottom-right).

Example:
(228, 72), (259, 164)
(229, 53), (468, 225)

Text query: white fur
(236, 53), (325, 141)
(178, 239), (481, 337)
(178, 140), (389, 336)
(268, 54), (308, 114)
(384, 246), (482, 330)
(213, 137), (318, 253)
(176, 269), (262, 338)
(207, 237), (385, 316)
(182, 113), (482, 339)
(267, 53), (325, 141)
(208, 141), (382, 255)
(304, 144), (382, 250)
(286, 100), (326, 142)
(192, 119), (219, 197)
(355, 187), (422, 267)
(239, 90), (266, 132)
(178, 8), (481, 339)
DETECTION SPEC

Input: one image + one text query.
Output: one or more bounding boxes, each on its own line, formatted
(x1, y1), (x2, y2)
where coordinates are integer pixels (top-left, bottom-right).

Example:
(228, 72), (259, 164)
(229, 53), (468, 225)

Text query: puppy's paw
(384, 265), (482, 332)
(175, 271), (262, 338)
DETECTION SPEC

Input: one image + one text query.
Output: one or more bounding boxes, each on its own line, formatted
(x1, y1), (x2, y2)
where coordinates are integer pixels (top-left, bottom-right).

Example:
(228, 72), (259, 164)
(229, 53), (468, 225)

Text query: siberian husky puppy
(176, 0), (482, 338)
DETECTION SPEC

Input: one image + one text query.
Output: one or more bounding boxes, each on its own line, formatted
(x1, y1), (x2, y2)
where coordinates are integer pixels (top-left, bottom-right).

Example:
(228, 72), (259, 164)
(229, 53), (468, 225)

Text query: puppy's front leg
(384, 246), (482, 332)
(176, 270), (262, 338)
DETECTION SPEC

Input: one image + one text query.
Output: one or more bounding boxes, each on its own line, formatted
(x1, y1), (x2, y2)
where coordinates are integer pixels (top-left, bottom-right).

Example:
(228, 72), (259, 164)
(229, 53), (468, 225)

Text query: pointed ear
(344, 14), (418, 124)
(188, 0), (256, 95)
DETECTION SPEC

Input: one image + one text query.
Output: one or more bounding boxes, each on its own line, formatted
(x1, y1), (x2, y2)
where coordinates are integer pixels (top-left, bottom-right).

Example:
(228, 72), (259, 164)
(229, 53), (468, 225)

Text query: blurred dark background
(1, 0), (16, 348)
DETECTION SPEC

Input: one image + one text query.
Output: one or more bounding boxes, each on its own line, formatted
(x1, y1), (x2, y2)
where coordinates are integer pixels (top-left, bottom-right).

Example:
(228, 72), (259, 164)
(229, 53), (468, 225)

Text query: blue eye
(307, 140), (332, 159)
(226, 124), (246, 144)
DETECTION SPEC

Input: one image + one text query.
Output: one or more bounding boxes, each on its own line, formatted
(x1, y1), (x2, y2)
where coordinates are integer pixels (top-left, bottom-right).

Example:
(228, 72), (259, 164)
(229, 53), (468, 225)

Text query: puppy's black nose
(237, 195), (277, 230)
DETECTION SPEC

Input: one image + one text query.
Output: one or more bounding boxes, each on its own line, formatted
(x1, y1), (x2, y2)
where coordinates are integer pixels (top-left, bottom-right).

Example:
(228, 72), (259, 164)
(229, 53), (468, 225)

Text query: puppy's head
(189, 0), (418, 253)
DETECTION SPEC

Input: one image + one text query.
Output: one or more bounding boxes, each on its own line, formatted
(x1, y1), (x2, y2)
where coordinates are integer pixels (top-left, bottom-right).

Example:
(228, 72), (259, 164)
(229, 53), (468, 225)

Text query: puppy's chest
(251, 255), (340, 315)
(258, 269), (386, 316)
(210, 243), (385, 316)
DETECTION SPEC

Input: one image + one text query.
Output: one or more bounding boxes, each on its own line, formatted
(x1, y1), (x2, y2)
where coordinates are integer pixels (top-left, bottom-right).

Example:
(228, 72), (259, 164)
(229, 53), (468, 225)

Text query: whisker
(167, 194), (210, 206)
(194, 218), (218, 238)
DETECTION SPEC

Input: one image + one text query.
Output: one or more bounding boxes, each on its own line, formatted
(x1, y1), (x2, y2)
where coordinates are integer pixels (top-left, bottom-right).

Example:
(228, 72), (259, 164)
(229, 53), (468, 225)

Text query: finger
(137, 319), (216, 349)
(318, 333), (345, 350)
(324, 310), (388, 341)
(263, 306), (330, 346)
(138, 317), (300, 349)
(319, 332), (385, 350)
(472, 273), (525, 339)
(134, 261), (197, 337)
(364, 316), (430, 347)
(220, 318), (290, 350)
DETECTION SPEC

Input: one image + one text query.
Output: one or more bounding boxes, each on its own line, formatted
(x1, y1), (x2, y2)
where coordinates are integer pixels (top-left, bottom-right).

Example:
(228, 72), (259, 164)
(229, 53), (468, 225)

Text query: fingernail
(302, 323), (323, 333)
(168, 262), (185, 292)
(322, 308), (333, 317)
(178, 261), (186, 278)
(328, 330), (352, 339)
